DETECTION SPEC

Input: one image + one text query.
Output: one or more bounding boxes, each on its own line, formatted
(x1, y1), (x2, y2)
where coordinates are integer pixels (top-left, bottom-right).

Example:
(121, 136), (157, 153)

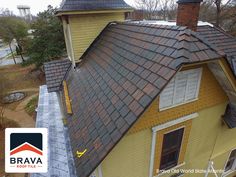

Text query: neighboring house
(39, 0), (236, 177)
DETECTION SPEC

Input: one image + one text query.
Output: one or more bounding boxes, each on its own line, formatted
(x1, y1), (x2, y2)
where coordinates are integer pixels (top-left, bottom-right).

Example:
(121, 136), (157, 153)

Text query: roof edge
(56, 8), (134, 16)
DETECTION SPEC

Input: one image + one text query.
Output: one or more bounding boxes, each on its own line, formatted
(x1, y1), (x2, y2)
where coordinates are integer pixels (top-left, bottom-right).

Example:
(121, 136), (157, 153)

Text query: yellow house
(56, 0), (133, 66)
(43, 0), (236, 177)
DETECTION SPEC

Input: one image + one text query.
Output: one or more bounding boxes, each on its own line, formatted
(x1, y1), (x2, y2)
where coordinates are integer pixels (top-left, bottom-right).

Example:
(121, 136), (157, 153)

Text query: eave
(56, 8), (134, 16)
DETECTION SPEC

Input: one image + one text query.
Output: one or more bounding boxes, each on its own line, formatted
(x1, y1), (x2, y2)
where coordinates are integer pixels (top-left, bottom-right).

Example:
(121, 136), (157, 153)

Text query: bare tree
(0, 8), (14, 17)
(159, 0), (177, 20)
(199, 0), (215, 22)
(135, 0), (177, 20)
(135, 0), (159, 19)
(214, 0), (234, 26)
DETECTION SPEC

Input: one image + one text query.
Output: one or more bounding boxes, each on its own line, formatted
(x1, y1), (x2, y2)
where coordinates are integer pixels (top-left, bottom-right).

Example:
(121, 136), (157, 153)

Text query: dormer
(56, 0), (133, 66)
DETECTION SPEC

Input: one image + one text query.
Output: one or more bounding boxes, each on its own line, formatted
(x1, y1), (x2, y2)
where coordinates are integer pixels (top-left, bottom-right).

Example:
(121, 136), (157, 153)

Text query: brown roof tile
(197, 25), (236, 74)
(57, 22), (224, 177)
(44, 59), (71, 92)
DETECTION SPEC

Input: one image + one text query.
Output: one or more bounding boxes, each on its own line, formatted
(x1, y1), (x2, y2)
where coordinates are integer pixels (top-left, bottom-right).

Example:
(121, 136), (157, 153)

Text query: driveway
(0, 44), (22, 66)
(0, 57), (23, 66)
(0, 45), (11, 58)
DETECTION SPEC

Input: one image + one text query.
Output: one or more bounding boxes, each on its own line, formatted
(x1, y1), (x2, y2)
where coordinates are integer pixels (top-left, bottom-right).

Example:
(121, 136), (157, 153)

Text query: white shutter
(159, 68), (202, 110)
(159, 80), (175, 109)
(185, 68), (202, 101)
(173, 72), (188, 105)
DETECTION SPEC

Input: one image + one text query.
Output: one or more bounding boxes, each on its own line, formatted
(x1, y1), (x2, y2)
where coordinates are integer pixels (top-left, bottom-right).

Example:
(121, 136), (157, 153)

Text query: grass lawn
(25, 96), (38, 117)
(0, 64), (44, 93)
(0, 118), (21, 177)
(0, 64), (45, 176)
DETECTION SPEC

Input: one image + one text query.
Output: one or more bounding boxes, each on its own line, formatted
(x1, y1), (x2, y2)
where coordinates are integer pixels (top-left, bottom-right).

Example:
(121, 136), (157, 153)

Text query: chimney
(176, 0), (203, 31)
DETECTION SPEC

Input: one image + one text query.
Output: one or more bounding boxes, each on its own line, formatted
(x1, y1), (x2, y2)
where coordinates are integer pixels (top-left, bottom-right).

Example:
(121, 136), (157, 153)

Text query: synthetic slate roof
(58, 0), (132, 12)
(198, 25), (236, 74)
(62, 22), (223, 177)
(44, 59), (72, 92)
(223, 103), (236, 128)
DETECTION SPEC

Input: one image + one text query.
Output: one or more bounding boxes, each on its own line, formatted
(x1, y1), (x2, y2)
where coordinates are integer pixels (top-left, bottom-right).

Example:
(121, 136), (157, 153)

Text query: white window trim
(152, 113), (198, 132)
(221, 148), (236, 177)
(149, 113), (198, 177)
(159, 68), (202, 111)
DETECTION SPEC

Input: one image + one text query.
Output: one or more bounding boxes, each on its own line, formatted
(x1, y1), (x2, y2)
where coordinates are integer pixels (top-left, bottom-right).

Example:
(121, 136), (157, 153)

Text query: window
(159, 128), (184, 170)
(224, 149), (236, 172)
(159, 68), (202, 110)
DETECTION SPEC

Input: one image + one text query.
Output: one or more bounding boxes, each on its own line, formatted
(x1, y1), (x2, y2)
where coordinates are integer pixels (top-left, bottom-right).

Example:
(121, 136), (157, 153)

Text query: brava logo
(5, 128), (48, 173)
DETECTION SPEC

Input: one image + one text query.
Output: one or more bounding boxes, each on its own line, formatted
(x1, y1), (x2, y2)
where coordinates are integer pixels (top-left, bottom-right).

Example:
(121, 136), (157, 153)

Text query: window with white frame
(159, 68), (202, 110)
(159, 128), (184, 170)
(224, 149), (236, 173)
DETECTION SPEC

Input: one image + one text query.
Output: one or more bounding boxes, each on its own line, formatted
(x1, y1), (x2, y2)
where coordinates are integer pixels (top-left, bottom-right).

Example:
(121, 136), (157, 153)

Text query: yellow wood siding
(101, 103), (236, 177)
(182, 103), (236, 177)
(69, 13), (125, 63)
(100, 64), (236, 177)
(101, 129), (152, 177)
(129, 64), (228, 134)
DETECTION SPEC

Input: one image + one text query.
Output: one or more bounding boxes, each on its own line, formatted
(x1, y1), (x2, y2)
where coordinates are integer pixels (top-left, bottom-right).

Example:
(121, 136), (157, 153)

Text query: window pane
(159, 128), (184, 170)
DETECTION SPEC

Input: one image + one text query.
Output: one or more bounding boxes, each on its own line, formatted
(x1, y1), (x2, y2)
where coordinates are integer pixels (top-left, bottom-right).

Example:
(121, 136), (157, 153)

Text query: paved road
(0, 45), (26, 66)
(0, 57), (23, 66)
(0, 46), (12, 58)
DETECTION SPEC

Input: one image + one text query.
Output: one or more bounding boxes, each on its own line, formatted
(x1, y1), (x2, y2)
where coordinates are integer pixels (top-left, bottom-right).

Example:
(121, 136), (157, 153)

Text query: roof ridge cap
(175, 29), (191, 61)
